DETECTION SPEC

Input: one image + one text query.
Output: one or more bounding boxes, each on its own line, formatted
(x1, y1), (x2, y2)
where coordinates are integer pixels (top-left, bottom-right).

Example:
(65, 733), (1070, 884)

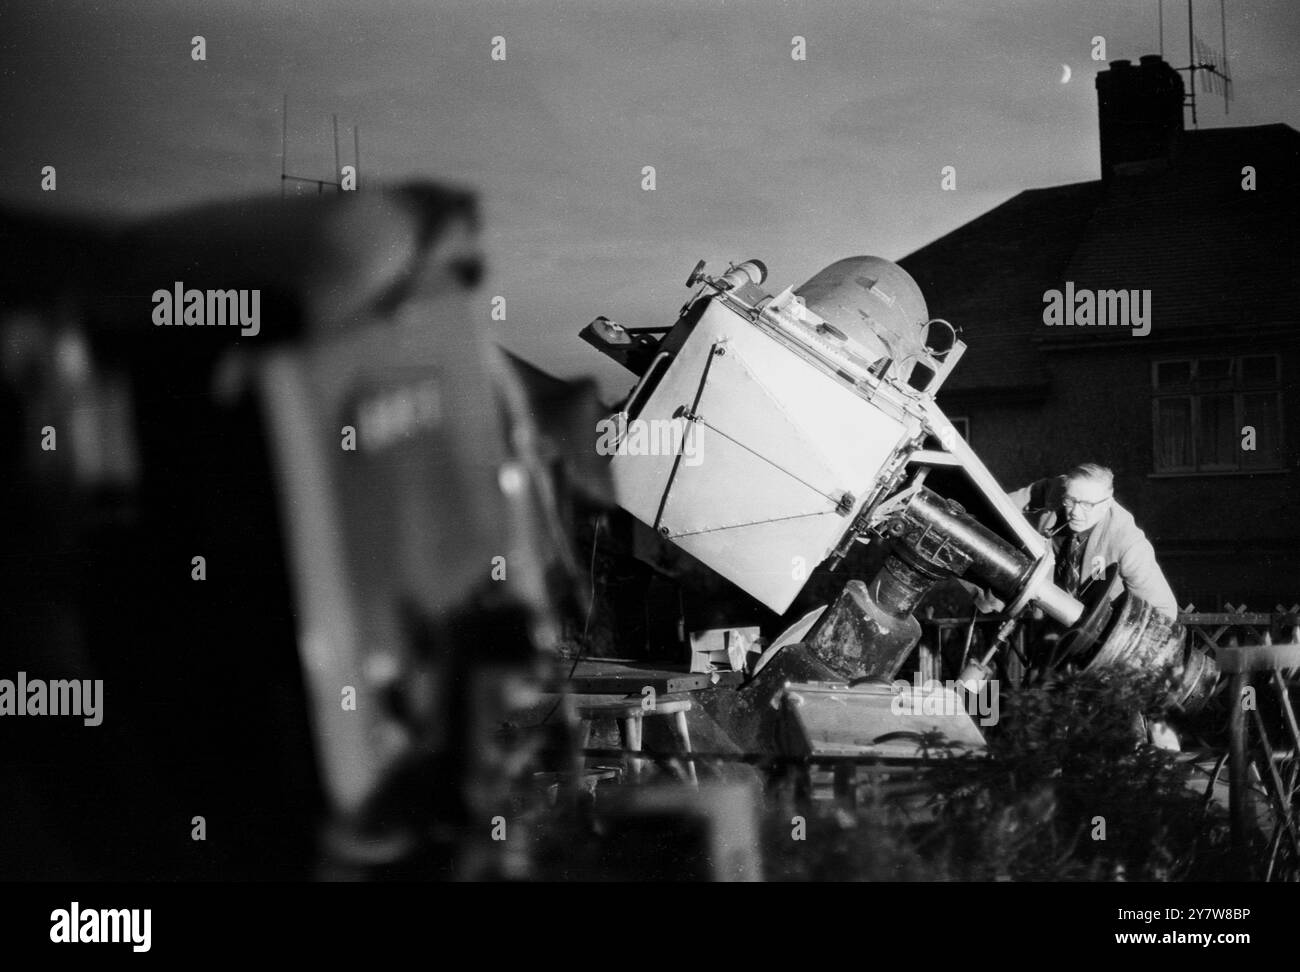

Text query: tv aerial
(1158, 0), (1234, 128)
(280, 95), (362, 197)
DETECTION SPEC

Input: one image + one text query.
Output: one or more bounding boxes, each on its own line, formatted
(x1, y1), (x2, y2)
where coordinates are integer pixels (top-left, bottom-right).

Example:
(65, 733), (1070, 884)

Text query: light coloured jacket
(1008, 477), (1179, 617)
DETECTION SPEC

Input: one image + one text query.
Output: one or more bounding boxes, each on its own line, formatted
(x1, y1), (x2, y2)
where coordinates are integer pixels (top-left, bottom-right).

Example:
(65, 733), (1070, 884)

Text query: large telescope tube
(894, 488), (1083, 626)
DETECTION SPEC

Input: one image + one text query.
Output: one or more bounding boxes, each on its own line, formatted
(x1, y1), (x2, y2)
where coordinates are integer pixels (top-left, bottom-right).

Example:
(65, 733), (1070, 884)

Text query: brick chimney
(1095, 54), (1184, 178)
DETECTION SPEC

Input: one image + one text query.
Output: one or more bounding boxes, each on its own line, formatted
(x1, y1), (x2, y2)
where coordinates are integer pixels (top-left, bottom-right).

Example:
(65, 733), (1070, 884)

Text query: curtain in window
(1198, 393), (1236, 469)
(1156, 397), (1192, 470)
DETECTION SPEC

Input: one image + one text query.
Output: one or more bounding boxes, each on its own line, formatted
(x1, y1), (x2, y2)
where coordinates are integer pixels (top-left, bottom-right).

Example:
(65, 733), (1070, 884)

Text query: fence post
(1228, 669), (1248, 876)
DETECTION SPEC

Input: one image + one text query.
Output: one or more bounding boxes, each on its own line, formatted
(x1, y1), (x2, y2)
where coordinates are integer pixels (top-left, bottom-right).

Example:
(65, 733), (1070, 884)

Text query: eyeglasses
(1062, 495), (1112, 512)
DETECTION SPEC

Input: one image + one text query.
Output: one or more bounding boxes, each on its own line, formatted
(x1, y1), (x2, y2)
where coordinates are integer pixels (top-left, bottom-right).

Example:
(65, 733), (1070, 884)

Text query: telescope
(582, 255), (1192, 688)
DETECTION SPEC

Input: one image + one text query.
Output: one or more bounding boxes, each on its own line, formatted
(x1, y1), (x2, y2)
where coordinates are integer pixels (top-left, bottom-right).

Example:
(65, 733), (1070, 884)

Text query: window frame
(1151, 354), (1285, 475)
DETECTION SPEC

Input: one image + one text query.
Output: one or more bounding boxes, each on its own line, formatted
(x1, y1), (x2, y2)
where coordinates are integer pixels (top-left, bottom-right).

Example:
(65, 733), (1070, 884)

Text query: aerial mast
(280, 97), (362, 196)
(1172, 0), (1233, 129)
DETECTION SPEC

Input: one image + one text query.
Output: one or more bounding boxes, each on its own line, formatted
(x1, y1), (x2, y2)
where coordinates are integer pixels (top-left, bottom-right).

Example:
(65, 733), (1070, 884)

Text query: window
(1152, 355), (1283, 473)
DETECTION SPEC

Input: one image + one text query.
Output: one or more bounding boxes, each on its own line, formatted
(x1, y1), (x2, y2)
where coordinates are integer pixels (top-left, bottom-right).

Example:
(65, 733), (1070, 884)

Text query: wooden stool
(576, 693), (698, 785)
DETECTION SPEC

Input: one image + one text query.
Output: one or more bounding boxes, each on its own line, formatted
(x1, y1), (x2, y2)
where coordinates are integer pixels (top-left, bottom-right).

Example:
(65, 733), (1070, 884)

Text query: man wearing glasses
(1006, 462), (1178, 618)
(1004, 465), (1183, 750)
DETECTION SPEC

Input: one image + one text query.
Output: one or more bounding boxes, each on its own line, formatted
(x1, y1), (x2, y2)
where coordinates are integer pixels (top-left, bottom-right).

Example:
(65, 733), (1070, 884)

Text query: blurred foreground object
(0, 183), (606, 879)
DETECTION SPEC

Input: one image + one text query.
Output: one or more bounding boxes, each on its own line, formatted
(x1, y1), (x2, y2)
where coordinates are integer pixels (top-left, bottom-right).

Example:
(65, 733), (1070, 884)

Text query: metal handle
(618, 350), (672, 426)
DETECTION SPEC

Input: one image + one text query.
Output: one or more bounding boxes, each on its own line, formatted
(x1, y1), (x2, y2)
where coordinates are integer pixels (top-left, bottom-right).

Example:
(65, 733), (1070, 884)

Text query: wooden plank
(1182, 613), (1275, 625)
(568, 674), (711, 694)
(1228, 671), (1249, 874)
(567, 660), (712, 695)
(1218, 643), (1300, 674)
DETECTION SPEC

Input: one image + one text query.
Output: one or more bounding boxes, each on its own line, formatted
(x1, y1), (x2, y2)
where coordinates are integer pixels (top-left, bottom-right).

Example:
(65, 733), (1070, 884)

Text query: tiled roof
(899, 124), (1300, 394)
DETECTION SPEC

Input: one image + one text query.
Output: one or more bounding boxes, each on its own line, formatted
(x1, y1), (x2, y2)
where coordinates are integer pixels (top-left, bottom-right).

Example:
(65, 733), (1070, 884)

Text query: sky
(3, 0), (1298, 393)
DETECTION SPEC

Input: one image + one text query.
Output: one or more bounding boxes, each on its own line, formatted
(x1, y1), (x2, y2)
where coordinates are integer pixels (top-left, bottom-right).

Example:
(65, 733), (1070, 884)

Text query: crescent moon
(1060, 63), (1071, 84)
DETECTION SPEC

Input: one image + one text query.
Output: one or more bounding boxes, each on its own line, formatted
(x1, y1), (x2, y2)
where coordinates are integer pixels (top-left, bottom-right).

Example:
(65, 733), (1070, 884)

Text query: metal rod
(1270, 757), (1300, 879)
(332, 114), (341, 193)
(959, 615), (977, 671)
(1188, 0), (1198, 128)
(353, 125), (361, 189)
(1220, 0), (1226, 66)
(1221, 0), (1229, 114)
(282, 175), (340, 187)
(1220, 0), (1226, 64)
(651, 345), (721, 533)
(1159, 0), (1165, 57)
(1201, 750), (1229, 813)
(280, 94), (287, 200)
(1249, 706), (1300, 860)
(1273, 669), (1300, 760)
(1265, 819), (1284, 881)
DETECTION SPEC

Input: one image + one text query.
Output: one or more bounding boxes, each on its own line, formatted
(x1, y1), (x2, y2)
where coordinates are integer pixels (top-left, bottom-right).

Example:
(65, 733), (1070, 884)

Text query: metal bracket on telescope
(908, 448), (963, 467)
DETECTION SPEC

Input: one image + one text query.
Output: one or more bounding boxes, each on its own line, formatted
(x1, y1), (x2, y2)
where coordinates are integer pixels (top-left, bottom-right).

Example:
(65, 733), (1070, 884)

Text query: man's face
(1061, 476), (1112, 532)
